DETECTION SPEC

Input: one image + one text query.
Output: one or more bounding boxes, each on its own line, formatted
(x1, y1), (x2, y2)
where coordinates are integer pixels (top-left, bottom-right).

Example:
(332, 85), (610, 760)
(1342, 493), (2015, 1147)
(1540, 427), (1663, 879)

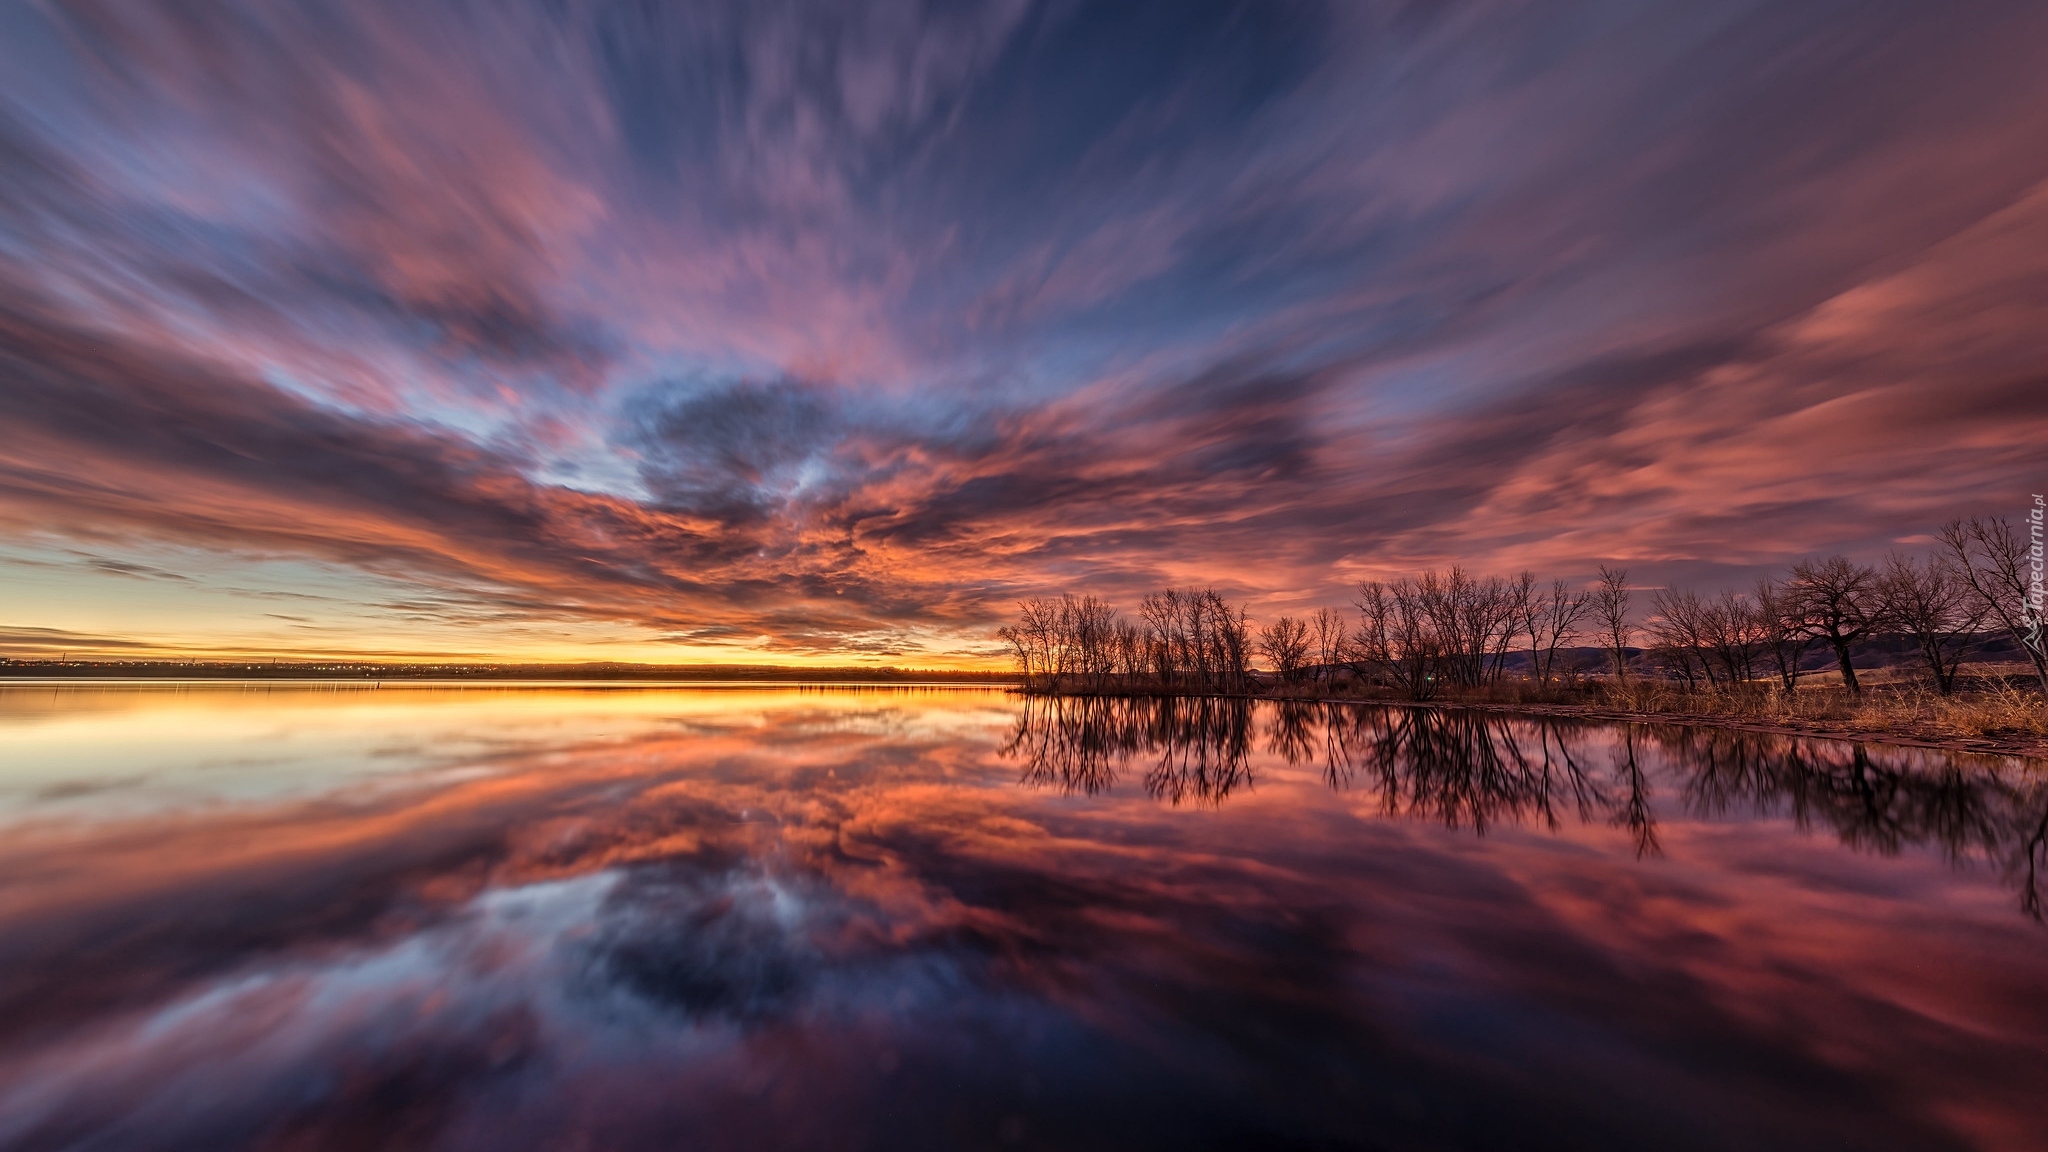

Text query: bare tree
(1309, 606), (1345, 687)
(1410, 567), (1522, 688)
(1064, 594), (1119, 688)
(1343, 569), (1525, 694)
(1418, 569), (1478, 686)
(1519, 574), (1591, 688)
(1467, 571), (1523, 686)
(998, 597), (1061, 689)
(997, 621), (1033, 688)
(1753, 575), (1812, 693)
(1647, 587), (1712, 689)
(1137, 587), (1252, 693)
(1700, 589), (1767, 687)
(1786, 556), (1886, 695)
(1881, 553), (1987, 695)
(1593, 566), (1633, 683)
(1140, 589), (1182, 686)
(1110, 618), (1147, 679)
(1645, 585), (1767, 691)
(1211, 591), (1254, 694)
(1258, 616), (1312, 684)
(1352, 578), (1445, 700)
(1940, 516), (2048, 691)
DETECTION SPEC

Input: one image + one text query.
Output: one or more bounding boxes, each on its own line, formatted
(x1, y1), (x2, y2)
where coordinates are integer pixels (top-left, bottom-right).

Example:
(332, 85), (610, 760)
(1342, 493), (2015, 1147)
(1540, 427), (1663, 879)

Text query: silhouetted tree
(997, 597), (1060, 689)
(999, 594), (1123, 689)
(1881, 552), (1987, 695)
(1940, 515), (2048, 691)
(1309, 606), (1345, 687)
(1787, 556), (1887, 696)
(1139, 587), (1253, 693)
(1424, 567), (1521, 687)
(1699, 589), (1766, 687)
(1753, 575), (1813, 693)
(1594, 566), (1634, 683)
(1258, 615), (1312, 684)
(1519, 573), (1590, 688)
(1352, 577), (1445, 700)
(1647, 587), (1713, 689)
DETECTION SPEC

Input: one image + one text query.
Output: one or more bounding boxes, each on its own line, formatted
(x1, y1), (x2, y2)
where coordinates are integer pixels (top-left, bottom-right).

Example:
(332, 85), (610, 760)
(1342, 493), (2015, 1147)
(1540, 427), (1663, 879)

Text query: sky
(2, 0), (2046, 666)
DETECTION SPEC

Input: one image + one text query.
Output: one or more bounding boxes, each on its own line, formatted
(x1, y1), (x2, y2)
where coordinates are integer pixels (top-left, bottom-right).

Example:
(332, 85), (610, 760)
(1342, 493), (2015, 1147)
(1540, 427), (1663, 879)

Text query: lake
(1, 684), (2043, 1151)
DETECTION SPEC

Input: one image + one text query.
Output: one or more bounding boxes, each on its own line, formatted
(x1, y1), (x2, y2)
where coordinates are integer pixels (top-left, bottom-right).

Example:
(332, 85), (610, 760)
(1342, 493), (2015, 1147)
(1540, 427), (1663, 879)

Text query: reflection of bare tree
(1375, 710), (1525, 832)
(1001, 696), (1143, 795)
(1142, 697), (1255, 807)
(1610, 732), (1661, 859)
(2016, 802), (2048, 921)
(1002, 695), (1254, 805)
(1267, 701), (1320, 767)
(1662, 726), (2048, 919)
(1325, 708), (1609, 836)
(1536, 721), (1604, 828)
(1007, 698), (2048, 918)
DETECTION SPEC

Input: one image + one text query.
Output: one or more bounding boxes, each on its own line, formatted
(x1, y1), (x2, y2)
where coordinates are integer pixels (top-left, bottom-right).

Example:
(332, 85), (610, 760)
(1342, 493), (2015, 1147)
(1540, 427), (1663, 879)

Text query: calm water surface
(1, 684), (2044, 1151)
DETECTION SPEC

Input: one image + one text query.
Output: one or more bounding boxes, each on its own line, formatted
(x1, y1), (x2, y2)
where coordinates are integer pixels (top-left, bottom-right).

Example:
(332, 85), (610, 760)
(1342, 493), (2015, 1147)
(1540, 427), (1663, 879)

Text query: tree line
(998, 587), (1257, 694)
(999, 515), (2048, 699)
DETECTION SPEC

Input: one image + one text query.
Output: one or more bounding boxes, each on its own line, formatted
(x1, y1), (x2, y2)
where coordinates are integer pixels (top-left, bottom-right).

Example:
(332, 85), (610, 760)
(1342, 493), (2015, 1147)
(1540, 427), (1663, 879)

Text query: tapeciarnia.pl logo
(2027, 494), (2044, 657)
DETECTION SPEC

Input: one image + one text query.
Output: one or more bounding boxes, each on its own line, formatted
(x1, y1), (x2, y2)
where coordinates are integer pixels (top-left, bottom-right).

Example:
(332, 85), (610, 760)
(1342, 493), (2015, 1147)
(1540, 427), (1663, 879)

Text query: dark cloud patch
(629, 378), (843, 526)
(1136, 362), (1326, 483)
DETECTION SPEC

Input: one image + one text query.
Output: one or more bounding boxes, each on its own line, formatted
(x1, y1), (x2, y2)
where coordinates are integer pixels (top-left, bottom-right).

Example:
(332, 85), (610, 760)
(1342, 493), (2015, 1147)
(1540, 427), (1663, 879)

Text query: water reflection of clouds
(1, 690), (2044, 1150)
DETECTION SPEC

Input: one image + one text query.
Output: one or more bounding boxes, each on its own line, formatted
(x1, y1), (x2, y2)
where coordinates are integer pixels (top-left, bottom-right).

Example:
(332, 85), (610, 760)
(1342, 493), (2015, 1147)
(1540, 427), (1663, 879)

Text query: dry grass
(1584, 680), (2044, 740)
